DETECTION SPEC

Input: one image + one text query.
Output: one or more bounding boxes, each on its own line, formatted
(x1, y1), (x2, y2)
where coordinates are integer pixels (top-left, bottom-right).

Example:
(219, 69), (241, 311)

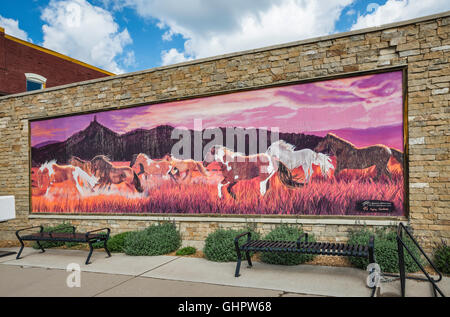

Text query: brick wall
(0, 29), (110, 95)
(0, 12), (449, 251)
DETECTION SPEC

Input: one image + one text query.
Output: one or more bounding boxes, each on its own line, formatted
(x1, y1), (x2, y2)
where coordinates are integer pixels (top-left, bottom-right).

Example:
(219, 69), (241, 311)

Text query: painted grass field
(31, 157), (405, 216)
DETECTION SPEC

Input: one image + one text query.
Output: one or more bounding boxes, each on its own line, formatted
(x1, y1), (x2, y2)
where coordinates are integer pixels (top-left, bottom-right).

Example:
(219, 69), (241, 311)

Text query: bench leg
(36, 241), (45, 253)
(85, 242), (94, 265)
(104, 240), (111, 258)
(246, 251), (253, 268)
(235, 248), (242, 277)
(16, 239), (25, 259)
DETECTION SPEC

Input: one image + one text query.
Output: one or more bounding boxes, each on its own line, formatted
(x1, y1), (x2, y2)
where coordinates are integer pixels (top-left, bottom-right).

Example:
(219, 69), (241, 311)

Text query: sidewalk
(0, 247), (448, 297)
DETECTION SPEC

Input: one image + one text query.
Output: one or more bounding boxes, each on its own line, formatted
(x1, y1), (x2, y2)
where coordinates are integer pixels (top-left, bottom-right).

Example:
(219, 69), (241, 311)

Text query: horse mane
(39, 160), (57, 172)
(70, 156), (85, 163)
(270, 140), (296, 153)
(92, 155), (111, 162)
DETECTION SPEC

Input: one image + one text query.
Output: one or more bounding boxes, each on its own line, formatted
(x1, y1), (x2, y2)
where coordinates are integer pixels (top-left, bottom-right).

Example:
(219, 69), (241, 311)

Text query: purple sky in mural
(31, 70), (404, 149)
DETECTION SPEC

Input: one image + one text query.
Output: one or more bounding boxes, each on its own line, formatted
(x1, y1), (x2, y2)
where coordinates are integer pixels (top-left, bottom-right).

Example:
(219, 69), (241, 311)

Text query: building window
(25, 73), (47, 92)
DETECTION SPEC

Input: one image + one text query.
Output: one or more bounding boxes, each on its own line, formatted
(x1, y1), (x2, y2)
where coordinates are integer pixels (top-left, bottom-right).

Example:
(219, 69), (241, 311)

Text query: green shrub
(32, 223), (75, 249)
(106, 232), (132, 253)
(348, 227), (423, 273)
(124, 223), (181, 256)
(260, 225), (316, 265)
(176, 246), (197, 256)
(203, 228), (260, 262)
(433, 240), (450, 275)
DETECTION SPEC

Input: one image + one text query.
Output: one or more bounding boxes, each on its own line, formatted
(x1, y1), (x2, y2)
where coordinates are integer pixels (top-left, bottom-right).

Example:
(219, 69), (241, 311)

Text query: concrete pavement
(0, 247), (448, 297)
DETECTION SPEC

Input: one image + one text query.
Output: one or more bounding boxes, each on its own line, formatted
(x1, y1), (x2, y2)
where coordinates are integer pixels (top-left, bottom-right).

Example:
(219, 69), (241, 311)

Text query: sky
(31, 70), (404, 149)
(1, 0), (449, 74)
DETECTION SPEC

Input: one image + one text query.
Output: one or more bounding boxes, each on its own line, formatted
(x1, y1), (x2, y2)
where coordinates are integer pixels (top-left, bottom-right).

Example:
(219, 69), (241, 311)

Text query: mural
(30, 70), (406, 216)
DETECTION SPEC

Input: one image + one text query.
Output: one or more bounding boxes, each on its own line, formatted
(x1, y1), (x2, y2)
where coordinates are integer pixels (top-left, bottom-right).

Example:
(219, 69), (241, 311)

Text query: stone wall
(0, 12), (449, 251)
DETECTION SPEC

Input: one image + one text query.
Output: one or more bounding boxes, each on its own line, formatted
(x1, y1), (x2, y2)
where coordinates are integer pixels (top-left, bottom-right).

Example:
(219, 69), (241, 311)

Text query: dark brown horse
(91, 155), (143, 192)
(314, 133), (403, 179)
(203, 145), (302, 200)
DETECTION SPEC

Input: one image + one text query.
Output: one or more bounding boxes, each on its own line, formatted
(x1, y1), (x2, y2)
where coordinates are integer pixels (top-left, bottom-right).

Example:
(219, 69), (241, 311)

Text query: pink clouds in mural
(31, 70), (403, 149)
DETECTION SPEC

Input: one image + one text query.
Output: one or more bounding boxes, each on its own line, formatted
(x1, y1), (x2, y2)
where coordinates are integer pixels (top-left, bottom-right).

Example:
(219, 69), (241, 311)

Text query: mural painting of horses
(164, 154), (209, 183)
(266, 140), (335, 184)
(203, 145), (302, 199)
(91, 155), (143, 193)
(130, 153), (173, 180)
(36, 160), (98, 197)
(315, 133), (403, 180)
(30, 69), (406, 216)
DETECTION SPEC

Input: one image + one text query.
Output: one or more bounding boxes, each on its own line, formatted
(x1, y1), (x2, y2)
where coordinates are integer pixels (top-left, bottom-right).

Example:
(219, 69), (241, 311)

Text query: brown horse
(69, 156), (92, 175)
(203, 145), (302, 200)
(130, 153), (175, 181)
(314, 133), (403, 179)
(164, 154), (209, 182)
(91, 155), (143, 192)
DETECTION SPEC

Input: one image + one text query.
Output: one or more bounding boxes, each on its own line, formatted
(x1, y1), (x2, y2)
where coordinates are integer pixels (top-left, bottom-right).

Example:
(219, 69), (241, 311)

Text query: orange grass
(31, 157), (405, 216)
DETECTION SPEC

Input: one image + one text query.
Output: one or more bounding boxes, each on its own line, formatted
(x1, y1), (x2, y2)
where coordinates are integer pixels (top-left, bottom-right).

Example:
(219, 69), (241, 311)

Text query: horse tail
(390, 148), (404, 164)
(195, 162), (209, 176)
(130, 154), (139, 167)
(277, 161), (303, 188)
(133, 171), (144, 193)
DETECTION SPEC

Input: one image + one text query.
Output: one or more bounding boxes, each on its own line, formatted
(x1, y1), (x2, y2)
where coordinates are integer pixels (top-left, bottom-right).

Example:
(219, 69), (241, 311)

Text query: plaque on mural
(30, 69), (406, 216)
(356, 200), (395, 213)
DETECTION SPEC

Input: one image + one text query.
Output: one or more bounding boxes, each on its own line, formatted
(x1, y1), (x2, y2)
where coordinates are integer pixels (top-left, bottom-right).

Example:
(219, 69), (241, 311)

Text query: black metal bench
(15, 225), (111, 265)
(234, 232), (376, 291)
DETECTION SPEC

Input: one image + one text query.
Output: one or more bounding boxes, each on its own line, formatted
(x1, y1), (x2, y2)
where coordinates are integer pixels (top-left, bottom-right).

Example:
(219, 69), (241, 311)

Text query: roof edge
(3, 33), (115, 77)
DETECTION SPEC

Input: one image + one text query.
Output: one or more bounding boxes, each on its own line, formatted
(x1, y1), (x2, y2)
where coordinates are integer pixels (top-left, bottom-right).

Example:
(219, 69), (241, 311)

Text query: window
(25, 73), (47, 92)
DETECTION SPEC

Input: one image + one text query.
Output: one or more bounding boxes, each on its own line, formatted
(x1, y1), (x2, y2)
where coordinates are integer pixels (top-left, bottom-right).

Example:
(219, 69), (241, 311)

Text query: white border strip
(29, 214), (406, 226)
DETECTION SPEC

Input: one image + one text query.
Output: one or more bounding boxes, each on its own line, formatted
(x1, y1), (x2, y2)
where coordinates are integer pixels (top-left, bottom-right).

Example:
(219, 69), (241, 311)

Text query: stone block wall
(0, 12), (449, 252)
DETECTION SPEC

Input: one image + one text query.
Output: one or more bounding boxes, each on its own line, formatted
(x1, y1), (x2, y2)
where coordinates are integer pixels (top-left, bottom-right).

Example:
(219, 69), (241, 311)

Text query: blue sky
(1, 0), (449, 74)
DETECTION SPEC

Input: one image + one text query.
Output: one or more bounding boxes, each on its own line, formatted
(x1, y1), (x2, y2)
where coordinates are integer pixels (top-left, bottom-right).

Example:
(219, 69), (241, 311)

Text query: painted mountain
(31, 117), (323, 166)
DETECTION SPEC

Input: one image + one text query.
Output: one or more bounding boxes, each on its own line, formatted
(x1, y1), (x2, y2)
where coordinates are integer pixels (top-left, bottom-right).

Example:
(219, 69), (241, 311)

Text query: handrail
(396, 223), (445, 297)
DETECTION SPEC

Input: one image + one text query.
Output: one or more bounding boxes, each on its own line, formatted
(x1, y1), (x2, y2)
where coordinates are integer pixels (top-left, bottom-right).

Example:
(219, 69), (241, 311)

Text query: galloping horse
(91, 155), (143, 192)
(314, 133), (403, 179)
(164, 154), (209, 182)
(203, 145), (302, 199)
(130, 153), (173, 180)
(266, 140), (335, 184)
(69, 156), (92, 175)
(36, 160), (98, 196)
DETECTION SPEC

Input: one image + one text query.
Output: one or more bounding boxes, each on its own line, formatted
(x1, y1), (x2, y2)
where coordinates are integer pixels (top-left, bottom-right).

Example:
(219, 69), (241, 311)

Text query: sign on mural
(30, 69), (406, 216)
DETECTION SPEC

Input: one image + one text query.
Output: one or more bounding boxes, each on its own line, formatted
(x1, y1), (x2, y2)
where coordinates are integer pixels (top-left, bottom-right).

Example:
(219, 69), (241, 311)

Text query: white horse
(37, 160), (98, 196)
(266, 140), (335, 184)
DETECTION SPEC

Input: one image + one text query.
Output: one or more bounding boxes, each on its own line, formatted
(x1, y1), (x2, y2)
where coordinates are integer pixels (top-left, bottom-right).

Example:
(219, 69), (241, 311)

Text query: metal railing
(396, 223), (445, 297)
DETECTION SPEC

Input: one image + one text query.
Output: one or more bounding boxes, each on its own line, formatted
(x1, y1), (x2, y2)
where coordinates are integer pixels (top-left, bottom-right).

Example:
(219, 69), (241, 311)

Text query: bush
(203, 228), (260, 262)
(348, 227), (423, 273)
(106, 232), (132, 253)
(124, 222), (181, 256)
(260, 225), (316, 265)
(433, 240), (450, 275)
(32, 223), (75, 249)
(176, 246), (196, 256)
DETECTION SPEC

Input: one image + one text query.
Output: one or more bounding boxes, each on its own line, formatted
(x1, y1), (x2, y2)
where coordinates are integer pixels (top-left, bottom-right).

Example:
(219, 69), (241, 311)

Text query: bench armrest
(85, 228), (111, 240)
(296, 233), (308, 248)
(234, 231), (251, 249)
(15, 225), (43, 240)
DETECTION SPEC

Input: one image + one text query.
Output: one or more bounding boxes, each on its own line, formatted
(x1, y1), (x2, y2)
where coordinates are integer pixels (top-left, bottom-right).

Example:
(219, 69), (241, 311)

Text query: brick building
(0, 27), (113, 96)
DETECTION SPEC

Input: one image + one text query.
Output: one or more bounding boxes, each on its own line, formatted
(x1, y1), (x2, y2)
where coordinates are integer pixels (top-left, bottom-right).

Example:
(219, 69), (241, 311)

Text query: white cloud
(0, 15), (32, 42)
(161, 48), (192, 66)
(110, 0), (353, 66)
(351, 0), (450, 30)
(41, 0), (134, 74)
